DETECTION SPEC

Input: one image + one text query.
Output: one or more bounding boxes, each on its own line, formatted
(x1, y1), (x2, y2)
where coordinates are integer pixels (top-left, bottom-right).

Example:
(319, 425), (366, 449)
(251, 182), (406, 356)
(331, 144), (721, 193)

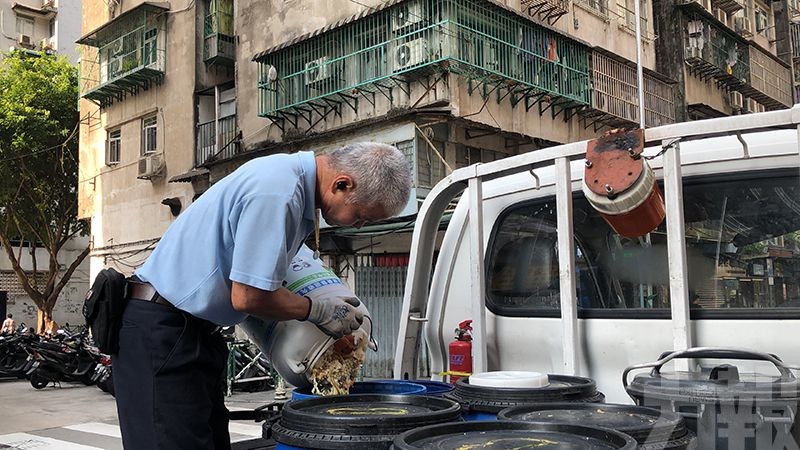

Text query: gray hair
(328, 142), (412, 217)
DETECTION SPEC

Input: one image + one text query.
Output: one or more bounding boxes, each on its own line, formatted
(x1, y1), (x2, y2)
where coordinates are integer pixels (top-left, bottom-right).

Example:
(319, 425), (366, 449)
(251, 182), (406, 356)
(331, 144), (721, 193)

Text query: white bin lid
(469, 371), (549, 388)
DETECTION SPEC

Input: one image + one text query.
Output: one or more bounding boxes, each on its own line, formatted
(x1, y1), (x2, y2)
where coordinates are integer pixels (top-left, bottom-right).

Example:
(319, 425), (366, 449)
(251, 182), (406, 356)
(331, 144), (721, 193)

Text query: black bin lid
(276, 394), (461, 436)
(497, 402), (689, 443)
(624, 348), (800, 403)
(393, 420), (638, 449)
(446, 374), (604, 412)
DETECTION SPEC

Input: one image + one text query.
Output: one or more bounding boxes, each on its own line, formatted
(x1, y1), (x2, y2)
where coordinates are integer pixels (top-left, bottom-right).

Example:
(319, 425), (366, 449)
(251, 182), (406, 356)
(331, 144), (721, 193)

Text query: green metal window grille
(204, 0), (235, 65)
(78, 4), (167, 108)
(255, 0), (590, 118)
(684, 12), (749, 85)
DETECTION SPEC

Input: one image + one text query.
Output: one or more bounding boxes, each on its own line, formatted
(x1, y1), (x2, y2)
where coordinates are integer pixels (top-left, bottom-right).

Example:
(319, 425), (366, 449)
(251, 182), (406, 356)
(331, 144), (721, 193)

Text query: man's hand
(304, 296), (364, 339)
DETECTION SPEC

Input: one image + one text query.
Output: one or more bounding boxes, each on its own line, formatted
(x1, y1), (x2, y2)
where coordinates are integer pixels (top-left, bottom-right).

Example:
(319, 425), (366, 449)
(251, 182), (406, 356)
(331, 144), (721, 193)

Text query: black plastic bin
(392, 420), (638, 449)
(268, 394), (461, 449)
(445, 374), (605, 420)
(498, 402), (696, 449)
(624, 347), (800, 450)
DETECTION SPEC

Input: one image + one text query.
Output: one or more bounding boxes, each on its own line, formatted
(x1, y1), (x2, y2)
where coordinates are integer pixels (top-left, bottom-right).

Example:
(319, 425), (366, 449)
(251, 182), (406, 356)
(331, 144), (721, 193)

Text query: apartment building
(0, 0), (87, 329)
(76, 0), (794, 373)
(1, 0), (82, 63)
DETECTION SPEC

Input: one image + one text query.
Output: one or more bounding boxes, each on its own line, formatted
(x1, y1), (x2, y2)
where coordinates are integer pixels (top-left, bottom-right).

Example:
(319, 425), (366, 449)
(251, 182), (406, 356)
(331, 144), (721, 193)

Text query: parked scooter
(0, 325), (37, 378)
(26, 331), (105, 389)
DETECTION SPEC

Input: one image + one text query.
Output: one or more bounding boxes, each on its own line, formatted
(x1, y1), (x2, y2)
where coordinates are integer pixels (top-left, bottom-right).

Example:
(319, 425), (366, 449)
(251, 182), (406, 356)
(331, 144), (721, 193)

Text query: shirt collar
(299, 151), (317, 223)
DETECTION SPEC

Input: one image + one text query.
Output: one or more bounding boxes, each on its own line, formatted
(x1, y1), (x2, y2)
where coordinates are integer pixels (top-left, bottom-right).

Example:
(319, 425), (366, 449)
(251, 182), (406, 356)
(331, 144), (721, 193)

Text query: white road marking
(228, 422), (263, 437)
(0, 433), (106, 450)
(63, 423), (122, 439)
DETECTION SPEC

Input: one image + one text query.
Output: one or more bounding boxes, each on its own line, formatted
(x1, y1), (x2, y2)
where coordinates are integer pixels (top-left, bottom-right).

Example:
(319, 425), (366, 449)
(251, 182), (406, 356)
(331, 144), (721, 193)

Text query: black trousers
(114, 298), (230, 450)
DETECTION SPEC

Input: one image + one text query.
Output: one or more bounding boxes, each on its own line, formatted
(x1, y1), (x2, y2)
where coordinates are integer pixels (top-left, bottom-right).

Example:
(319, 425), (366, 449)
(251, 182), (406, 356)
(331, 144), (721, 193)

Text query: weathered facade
(77, 0), (795, 367)
(1, 0), (83, 63)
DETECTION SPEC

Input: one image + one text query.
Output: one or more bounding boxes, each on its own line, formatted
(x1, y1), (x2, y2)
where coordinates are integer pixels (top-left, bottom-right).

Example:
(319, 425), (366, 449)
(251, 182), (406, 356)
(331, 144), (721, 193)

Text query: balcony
(581, 50), (675, 129)
(78, 3), (167, 108)
(254, 0), (591, 126)
(12, 2), (56, 19)
(196, 116), (238, 166)
(203, 0), (235, 66)
(741, 45), (793, 109)
(683, 13), (749, 90)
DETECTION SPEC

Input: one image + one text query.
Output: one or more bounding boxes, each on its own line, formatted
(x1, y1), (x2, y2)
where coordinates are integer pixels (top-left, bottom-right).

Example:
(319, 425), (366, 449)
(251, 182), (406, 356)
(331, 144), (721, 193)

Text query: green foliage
(0, 51), (89, 323)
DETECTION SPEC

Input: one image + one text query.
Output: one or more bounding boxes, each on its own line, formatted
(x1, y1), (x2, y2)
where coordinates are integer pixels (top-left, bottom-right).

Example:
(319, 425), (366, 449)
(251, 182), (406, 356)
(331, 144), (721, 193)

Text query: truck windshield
(486, 171), (800, 314)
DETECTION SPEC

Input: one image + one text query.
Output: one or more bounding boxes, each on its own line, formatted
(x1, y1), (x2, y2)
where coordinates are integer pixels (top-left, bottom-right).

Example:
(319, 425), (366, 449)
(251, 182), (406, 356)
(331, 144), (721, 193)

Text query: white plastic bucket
(239, 245), (372, 388)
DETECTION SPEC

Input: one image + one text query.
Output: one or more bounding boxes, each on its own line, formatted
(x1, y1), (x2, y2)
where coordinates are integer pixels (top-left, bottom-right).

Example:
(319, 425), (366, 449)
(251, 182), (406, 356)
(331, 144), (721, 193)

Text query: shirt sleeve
(228, 193), (301, 291)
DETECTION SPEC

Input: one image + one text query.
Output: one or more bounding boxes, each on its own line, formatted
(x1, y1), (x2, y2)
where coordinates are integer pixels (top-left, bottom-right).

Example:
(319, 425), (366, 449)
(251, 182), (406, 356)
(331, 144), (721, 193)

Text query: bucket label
(286, 270), (342, 294)
(295, 277), (343, 297)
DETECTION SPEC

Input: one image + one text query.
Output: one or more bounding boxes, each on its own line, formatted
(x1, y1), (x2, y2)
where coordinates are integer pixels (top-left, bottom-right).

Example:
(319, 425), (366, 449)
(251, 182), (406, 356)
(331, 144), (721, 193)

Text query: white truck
(394, 106), (800, 404)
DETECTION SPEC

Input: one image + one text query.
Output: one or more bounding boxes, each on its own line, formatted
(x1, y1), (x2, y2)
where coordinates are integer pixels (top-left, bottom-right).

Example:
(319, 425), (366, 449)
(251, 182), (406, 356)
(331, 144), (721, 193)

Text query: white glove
(304, 296), (364, 339)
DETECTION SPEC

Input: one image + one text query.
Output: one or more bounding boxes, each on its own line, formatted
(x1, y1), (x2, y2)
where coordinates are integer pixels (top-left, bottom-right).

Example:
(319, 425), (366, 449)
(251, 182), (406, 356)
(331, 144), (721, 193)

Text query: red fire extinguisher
(448, 320), (473, 384)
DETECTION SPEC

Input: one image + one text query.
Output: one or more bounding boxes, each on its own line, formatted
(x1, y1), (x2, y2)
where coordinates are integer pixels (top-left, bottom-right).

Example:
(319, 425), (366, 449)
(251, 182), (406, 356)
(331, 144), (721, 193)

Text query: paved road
(0, 377), (278, 449)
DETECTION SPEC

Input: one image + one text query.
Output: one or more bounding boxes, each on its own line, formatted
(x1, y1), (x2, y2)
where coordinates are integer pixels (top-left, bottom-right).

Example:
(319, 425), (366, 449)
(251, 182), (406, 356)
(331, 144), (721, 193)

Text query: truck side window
(485, 171), (800, 317)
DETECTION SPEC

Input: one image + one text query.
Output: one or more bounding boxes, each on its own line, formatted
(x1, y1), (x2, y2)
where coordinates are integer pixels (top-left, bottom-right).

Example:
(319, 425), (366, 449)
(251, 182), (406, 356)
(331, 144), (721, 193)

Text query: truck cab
(394, 107), (800, 403)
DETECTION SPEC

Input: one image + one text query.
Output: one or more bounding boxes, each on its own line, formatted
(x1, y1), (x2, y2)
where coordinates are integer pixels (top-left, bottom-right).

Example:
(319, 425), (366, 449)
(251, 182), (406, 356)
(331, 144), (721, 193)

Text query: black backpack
(83, 268), (127, 354)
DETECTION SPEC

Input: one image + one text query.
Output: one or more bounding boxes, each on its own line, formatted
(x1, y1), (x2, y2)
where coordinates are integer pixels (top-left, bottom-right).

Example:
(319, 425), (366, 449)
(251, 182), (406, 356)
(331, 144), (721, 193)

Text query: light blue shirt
(135, 151), (317, 326)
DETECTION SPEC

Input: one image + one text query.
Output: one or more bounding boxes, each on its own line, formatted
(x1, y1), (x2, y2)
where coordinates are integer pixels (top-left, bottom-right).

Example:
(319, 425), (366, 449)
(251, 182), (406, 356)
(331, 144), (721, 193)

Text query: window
(141, 115), (158, 155)
(48, 19), (55, 38)
(754, 8), (769, 33)
(15, 15), (34, 37)
(143, 28), (158, 66)
(485, 171), (800, 316)
(106, 129), (121, 165)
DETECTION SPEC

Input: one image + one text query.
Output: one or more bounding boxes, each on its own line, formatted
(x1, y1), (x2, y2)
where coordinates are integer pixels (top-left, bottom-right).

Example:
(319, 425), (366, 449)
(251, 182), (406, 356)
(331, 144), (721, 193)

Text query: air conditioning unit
(754, 102), (766, 113)
(392, 1), (423, 31)
(744, 98), (758, 113)
(734, 16), (753, 37)
(730, 91), (743, 109)
(394, 38), (429, 72)
(137, 154), (164, 180)
(304, 56), (331, 86)
(17, 34), (33, 49)
(40, 37), (55, 51)
(714, 9), (727, 26)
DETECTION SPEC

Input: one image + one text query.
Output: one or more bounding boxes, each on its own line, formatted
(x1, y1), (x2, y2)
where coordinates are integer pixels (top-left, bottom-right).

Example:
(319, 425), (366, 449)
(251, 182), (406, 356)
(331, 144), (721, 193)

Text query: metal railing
(195, 115), (238, 166)
(393, 106), (800, 380)
(748, 45), (793, 107)
(683, 14), (749, 83)
(79, 6), (166, 103)
(203, 0), (235, 64)
(791, 23), (800, 60)
(589, 51), (675, 126)
(256, 0), (591, 117)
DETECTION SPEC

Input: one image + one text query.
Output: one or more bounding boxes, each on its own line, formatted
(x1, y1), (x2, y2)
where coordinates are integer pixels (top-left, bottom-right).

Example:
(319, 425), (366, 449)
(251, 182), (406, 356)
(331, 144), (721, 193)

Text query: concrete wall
(79, 0), (200, 281)
(0, 236), (91, 330)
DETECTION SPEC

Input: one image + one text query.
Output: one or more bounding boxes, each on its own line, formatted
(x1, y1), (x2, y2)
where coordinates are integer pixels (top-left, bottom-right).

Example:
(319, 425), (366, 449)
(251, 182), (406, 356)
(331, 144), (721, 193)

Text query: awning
(168, 167), (209, 183)
(77, 2), (170, 46)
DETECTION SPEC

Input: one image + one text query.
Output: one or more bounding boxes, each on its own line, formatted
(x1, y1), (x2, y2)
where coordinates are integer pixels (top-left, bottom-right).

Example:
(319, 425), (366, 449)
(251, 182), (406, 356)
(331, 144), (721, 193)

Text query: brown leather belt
(126, 281), (223, 335)
(127, 281), (173, 307)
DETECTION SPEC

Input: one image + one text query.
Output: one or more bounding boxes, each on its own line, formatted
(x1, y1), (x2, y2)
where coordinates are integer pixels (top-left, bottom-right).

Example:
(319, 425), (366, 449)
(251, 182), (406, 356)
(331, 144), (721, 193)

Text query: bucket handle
(623, 347), (799, 388)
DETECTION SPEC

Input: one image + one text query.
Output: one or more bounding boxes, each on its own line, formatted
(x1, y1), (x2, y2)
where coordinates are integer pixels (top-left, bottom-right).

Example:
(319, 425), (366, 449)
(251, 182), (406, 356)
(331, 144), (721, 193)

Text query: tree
(0, 51), (89, 334)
